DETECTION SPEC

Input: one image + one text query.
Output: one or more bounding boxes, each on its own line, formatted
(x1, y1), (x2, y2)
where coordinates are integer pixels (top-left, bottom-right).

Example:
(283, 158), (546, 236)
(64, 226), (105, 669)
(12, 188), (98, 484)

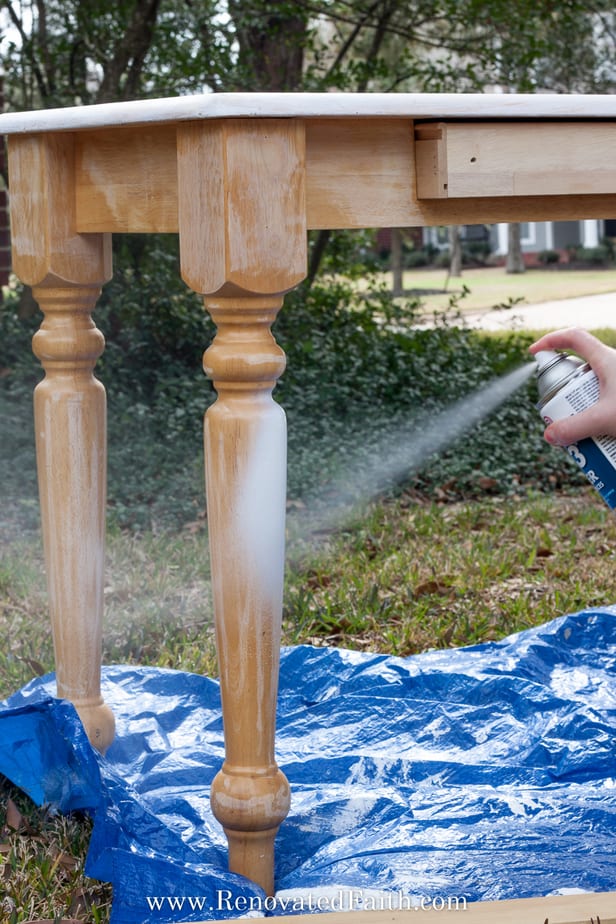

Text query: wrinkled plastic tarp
(1, 610), (615, 923)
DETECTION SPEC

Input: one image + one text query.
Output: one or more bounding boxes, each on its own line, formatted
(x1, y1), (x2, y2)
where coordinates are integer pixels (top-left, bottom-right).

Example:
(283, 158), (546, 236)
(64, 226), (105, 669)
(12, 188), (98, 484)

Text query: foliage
(0, 271), (598, 531)
(0, 288), (41, 389)
(88, 236), (215, 528)
(443, 0), (616, 93)
(404, 249), (432, 269)
(572, 244), (615, 267)
(3, 1), (615, 108)
(310, 230), (382, 280)
(277, 282), (558, 507)
(538, 249), (561, 265)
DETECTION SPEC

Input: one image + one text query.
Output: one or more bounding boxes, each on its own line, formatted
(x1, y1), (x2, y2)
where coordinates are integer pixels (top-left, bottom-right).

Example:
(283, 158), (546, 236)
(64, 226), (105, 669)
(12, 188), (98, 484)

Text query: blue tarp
(1, 609), (615, 922)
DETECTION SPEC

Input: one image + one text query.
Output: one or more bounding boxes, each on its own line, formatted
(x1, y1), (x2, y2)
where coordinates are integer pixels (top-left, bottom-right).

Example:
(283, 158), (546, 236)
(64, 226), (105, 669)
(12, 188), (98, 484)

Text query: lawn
(378, 265), (616, 313)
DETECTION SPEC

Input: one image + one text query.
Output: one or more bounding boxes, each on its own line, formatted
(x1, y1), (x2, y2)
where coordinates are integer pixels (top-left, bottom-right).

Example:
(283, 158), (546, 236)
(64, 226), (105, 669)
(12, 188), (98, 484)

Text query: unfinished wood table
(2, 92), (616, 906)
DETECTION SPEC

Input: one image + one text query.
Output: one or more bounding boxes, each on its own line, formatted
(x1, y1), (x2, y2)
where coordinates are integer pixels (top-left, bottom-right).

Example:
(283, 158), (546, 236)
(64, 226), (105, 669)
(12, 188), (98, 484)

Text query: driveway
(466, 290), (616, 330)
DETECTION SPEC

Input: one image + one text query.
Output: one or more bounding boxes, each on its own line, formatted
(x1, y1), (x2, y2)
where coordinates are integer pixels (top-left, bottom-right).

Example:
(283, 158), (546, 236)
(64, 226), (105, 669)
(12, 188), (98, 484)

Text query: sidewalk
(466, 290), (616, 330)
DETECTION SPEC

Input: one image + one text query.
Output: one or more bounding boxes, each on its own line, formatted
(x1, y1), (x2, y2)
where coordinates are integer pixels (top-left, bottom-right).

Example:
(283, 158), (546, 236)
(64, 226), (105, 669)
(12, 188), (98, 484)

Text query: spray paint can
(535, 349), (616, 508)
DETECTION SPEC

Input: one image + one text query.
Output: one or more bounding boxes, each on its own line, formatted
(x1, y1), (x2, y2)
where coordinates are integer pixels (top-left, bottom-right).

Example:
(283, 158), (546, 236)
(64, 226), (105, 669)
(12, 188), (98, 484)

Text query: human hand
(529, 328), (616, 444)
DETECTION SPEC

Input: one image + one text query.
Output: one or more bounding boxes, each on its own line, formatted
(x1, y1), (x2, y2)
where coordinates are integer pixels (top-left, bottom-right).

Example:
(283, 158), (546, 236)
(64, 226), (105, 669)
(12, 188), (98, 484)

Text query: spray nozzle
(534, 349), (587, 406)
(534, 350), (563, 376)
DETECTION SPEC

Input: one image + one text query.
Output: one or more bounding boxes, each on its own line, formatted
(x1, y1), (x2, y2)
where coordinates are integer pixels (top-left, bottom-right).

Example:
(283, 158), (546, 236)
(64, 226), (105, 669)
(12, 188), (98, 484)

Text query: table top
(1, 91), (615, 135)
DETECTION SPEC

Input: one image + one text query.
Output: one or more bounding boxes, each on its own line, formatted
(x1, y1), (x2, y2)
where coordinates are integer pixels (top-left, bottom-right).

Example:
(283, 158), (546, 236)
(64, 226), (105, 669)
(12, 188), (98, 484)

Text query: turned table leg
(204, 295), (290, 895)
(31, 282), (114, 752)
(8, 133), (114, 752)
(178, 118), (307, 892)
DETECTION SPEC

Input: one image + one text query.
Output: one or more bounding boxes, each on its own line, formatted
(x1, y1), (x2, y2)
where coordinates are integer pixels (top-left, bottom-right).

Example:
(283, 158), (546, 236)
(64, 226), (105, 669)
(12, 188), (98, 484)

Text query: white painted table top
(0, 92), (615, 134)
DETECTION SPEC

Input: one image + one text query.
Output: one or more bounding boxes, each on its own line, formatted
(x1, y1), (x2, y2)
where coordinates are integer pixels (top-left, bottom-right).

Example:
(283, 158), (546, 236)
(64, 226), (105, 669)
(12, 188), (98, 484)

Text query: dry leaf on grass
(414, 578), (452, 597)
(5, 796), (35, 833)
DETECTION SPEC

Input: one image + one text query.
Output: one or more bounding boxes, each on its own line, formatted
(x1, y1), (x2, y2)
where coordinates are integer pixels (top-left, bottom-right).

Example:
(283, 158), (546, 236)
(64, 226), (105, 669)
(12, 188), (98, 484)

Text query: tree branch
(97, 0), (162, 102)
(326, 0), (383, 75)
(35, 0), (55, 96)
(2, 0), (50, 101)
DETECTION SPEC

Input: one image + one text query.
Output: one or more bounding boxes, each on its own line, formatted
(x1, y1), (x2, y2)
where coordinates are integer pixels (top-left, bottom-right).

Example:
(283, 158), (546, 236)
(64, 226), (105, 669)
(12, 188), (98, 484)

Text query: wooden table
(2, 92), (616, 909)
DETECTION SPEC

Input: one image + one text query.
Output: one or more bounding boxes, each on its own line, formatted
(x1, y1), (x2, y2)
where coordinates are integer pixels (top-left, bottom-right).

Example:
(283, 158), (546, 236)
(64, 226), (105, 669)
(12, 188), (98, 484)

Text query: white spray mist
(292, 361), (536, 537)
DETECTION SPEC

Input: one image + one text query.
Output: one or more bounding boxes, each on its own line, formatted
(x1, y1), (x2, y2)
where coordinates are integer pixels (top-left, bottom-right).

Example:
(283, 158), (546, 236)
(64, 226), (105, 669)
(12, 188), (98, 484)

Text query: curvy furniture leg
(7, 132), (114, 752)
(32, 283), (115, 753)
(177, 118), (307, 892)
(204, 295), (290, 894)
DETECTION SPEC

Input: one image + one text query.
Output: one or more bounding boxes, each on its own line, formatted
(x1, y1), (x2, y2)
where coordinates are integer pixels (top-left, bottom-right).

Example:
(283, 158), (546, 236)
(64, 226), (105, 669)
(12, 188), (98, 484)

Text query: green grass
(0, 527), (219, 696)
(284, 491), (616, 653)
(370, 265), (616, 313)
(4, 490), (616, 703)
(0, 780), (112, 922)
(3, 492), (615, 704)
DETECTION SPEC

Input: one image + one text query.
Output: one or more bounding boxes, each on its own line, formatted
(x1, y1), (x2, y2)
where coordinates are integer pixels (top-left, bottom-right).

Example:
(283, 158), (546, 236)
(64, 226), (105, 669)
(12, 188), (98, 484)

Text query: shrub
(462, 240), (491, 264)
(537, 249), (560, 265)
(434, 249), (451, 268)
(572, 245), (612, 266)
(275, 280), (561, 508)
(404, 249), (430, 268)
(0, 261), (585, 531)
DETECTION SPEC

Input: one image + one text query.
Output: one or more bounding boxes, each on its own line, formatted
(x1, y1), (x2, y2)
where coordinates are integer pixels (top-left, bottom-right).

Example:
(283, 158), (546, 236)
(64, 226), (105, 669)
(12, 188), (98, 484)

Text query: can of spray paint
(535, 349), (616, 508)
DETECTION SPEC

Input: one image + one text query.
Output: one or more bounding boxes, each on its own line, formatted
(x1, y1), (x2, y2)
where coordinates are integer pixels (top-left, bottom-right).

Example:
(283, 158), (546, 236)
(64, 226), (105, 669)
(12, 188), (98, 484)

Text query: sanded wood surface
(415, 121), (616, 198)
(74, 117), (616, 233)
(176, 119), (308, 893)
(177, 119), (306, 295)
(75, 124), (178, 233)
(7, 132), (115, 753)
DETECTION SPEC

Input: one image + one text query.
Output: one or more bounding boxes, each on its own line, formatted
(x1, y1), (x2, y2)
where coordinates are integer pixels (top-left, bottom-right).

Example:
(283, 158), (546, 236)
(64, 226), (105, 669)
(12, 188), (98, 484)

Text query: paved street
(467, 290), (616, 330)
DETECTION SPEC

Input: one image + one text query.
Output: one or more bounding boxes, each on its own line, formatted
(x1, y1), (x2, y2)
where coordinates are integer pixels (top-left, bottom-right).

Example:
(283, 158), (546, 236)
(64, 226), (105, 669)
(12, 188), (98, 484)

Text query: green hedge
(0, 263), (582, 531)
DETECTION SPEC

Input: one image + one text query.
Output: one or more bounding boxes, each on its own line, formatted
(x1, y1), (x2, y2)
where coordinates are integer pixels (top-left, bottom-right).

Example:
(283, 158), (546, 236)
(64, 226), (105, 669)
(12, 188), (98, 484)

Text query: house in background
(422, 218), (612, 266)
(491, 218), (610, 264)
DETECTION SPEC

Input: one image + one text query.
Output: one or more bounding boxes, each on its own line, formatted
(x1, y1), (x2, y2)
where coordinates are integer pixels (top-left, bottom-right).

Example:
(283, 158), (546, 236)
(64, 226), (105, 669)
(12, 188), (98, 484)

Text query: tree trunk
(306, 230), (331, 288)
(391, 228), (404, 296)
(96, 0), (162, 102)
(228, 0), (308, 92)
(506, 222), (526, 274)
(449, 225), (463, 277)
